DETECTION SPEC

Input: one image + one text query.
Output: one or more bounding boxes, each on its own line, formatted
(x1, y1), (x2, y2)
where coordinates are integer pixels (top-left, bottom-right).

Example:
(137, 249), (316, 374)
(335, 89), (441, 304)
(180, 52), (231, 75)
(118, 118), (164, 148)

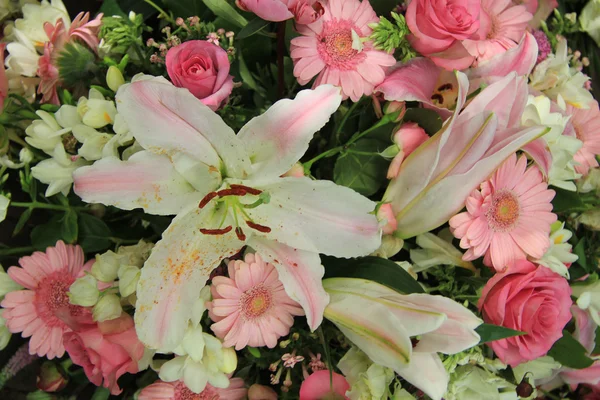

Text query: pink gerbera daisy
(208, 253), (304, 350)
(567, 100), (600, 175)
(290, 0), (396, 101)
(449, 154), (557, 272)
(1, 241), (93, 359)
(463, 0), (532, 63)
(138, 379), (247, 400)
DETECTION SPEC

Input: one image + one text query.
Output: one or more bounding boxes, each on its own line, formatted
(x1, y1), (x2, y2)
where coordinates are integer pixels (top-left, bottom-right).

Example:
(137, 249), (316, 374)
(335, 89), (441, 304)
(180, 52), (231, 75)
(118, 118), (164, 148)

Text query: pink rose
(236, 0), (323, 24)
(406, 0), (480, 69)
(299, 370), (350, 400)
(478, 260), (572, 366)
(166, 40), (234, 111)
(0, 43), (8, 111)
(63, 313), (145, 395)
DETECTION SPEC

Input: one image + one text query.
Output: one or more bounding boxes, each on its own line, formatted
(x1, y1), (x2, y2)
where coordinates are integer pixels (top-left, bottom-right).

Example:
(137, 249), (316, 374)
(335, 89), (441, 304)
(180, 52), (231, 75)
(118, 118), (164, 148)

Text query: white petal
(159, 356), (186, 382)
(73, 151), (203, 215)
(248, 236), (329, 331)
(238, 85), (342, 180)
(396, 353), (449, 400)
(246, 177), (381, 257)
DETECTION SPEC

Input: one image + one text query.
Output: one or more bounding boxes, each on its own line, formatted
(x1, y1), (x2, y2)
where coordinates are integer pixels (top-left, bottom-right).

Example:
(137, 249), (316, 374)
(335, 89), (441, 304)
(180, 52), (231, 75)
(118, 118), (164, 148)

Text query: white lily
(73, 77), (381, 351)
(322, 278), (482, 400)
(410, 229), (475, 273)
(532, 221), (578, 278)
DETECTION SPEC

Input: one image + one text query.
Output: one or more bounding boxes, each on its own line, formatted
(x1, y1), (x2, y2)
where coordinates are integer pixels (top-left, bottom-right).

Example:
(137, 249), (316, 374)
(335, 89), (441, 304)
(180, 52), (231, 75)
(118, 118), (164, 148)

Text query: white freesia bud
(117, 265), (140, 297)
(512, 356), (561, 387)
(92, 250), (123, 282)
(0, 195), (10, 224)
(410, 230), (475, 273)
(68, 275), (100, 306)
(581, 0), (600, 46)
(116, 240), (154, 268)
(106, 66), (126, 92)
(129, 11), (136, 22)
(339, 347), (395, 400)
(0, 316), (10, 351)
(221, 347), (238, 374)
(19, 148), (33, 164)
(572, 280), (600, 326)
(370, 235), (404, 259)
(92, 293), (122, 322)
(0, 266), (22, 298)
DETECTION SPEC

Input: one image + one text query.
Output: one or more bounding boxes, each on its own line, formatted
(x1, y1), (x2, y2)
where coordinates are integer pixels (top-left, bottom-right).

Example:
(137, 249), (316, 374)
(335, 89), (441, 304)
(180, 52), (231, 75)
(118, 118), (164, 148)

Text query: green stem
(334, 99), (363, 145)
(317, 327), (334, 387)
(345, 150), (380, 156)
(10, 201), (86, 212)
(144, 0), (175, 24)
(0, 246), (35, 256)
(303, 146), (344, 174)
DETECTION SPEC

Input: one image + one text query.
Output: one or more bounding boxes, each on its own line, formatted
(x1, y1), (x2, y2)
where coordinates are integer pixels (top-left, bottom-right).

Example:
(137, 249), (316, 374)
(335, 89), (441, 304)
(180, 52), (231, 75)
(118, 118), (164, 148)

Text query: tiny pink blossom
(208, 253), (304, 350)
(450, 154), (557, 272)
(139, 379), (248, 400)
(567, 101), (600, 176)
(1, 241), (94, 359)
(290, 0), (396, 101)
(282, 352), (305, 368)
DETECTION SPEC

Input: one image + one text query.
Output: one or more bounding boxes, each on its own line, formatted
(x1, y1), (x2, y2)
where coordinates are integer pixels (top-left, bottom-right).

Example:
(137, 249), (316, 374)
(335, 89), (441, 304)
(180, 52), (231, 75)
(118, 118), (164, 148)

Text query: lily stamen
(246, 220), (272, 233)
(199, 226), (233, 235)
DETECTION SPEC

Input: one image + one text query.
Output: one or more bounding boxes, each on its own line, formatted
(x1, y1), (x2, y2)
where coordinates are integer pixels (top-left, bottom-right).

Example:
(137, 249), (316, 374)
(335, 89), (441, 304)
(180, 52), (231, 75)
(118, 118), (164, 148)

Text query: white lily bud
(93, 293), (122, 322)
(68, 275), (100, 306)
(117, 265), (140, 297)
(106, 66), (126, 92)
(91, 250), (122, 282)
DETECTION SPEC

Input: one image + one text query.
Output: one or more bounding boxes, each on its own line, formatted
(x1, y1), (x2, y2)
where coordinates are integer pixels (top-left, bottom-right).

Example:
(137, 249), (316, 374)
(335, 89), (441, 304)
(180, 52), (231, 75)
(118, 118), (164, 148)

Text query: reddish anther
(199, 226), (233, 235)
(198, 191), (218, 208)
(217, 188), (247, 197)
(235, 227), (246, 241)
(230, 184), (262, 195)
(246, 220), (272, 233)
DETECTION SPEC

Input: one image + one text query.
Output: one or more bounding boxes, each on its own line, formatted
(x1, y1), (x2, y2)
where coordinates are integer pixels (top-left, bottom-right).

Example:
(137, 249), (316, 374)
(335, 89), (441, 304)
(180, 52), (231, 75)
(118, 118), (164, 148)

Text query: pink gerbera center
(175, 382), (219, 400)
(317, 20), (365, 69)
(486, 189), (520, 232)
(239, 284), (273, 320)
(34, 271), (82, 327)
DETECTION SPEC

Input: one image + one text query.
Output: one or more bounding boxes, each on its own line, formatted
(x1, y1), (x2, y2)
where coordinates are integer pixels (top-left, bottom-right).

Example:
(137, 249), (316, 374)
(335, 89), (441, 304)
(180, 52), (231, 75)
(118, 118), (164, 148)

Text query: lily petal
(468, 32), (538, 79)
(247, 236), (329, 331)
(238, 85), (342, 180)
(116, 78), (250, 179)
(135, 203), (245, 351)
(246, 177), (381, 257)
(375, 58), (442, 104)
(73, 151), (202, 215)
(396, 352), (449, 400)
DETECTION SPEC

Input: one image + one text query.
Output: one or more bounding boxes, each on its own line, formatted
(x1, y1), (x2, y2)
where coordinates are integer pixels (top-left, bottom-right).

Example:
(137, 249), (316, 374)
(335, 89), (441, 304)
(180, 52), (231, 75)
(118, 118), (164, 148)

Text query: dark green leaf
(78, 213), (112, 253)
(594, 326), (600, 355)
(403, 108), (443, 136)
(552, 187), (586, 213)
(369, 0), (398, 16)
(91, 387), (110, 400)
(13, 208), (33, 237)
(31, 215), (64, 251)
(237, 17), (270, 40)
(574, 238), (588, 271)
(201, 0), (248, 28)
(61, 210), (79, 244)
(163, 0), (205, 17)
(548, 330), (595, 369)
(248, 347), (261, 358)
(476, 323), (525, 343)
(99, 0), (127, 17)
(322, 256), (424, 294)
(333, 139), (389, 196)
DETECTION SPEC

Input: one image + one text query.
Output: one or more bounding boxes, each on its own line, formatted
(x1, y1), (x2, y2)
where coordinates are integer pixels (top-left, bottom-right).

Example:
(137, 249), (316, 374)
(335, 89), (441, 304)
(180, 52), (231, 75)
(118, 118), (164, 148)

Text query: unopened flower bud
(383, 101), (406, 121)
(92, 293), (122, 322)
(248, 383), (278, 400)
(91, 250), (122, 282)
(221, 347), (238, 373)
(176, 17), (185, 26)
(19, 148), (34, 164)
(37, 361), (68, 392)
(371, 234), (404, 259)
(68, 275), (99, 306)
(128, 11), (136, 22)
(516, 378), (534, 398)
(282, 162), (305, 178)
(377, 203), (397, 235)
(117, 265), (140, 297)
(106, 66), (126, 92)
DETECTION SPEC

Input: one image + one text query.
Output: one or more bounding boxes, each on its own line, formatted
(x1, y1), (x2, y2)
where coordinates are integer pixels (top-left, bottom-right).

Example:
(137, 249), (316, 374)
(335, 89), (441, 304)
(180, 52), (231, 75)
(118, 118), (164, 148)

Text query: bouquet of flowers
(0, 0), (599, 398)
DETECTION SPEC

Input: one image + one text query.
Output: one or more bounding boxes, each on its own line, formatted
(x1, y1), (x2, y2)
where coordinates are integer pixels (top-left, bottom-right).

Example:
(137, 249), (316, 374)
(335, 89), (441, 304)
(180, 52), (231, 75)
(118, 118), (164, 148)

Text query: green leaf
(31, 215), (65, 251)
(163, 0), (205, 17)
(333, 139), (389, 196)
(322, 256), (424, 294)
(403, 108), (443, 136)
(99, 0), (127, 17)
(91, 387), (110, 400)
(369, 0), (398, 16)
(238, 50), (264, 95)
(573, 238), (588, 271)
(552, 187), (586, 213)
(594, 326), (600, 355)
(61, 210), (79, 244)
(475, 323), (525, 343)
(548, 330), (595, 369)
(237, 17), (270, 40)
(247, 347), (261, 358)
(78, 213), (112, 253)
(13, 208), (33, 237)
(201, 0), (248, 28)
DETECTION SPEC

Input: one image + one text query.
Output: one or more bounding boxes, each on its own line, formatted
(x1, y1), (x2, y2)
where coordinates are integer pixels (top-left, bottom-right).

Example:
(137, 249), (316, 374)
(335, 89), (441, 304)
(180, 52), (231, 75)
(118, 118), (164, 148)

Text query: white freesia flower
(116, 239), (154, 267)
(322, 278), (482, 400)
(446, 365), (517, 400)
(103, 113), (134, 159)
(512, 356), (562, 388)
(117, 265), (140, 297)
(68, 274), (99, 306)
(581, 0), (600, 46)
(25, 110), (70, 157)
(14, 0), (69, 47)
(92, 250), (124, 282)
(577, 167), (600, 193)
(73, 78), (381, 351)
(92, 293), (122, 322)
(5, 68), (39, 102)
(410, 229), (475, 272)
(572, 280), (600, 326)
(77, 88), (117, 129)
(339, 347), (395, 400)
(72, 125), (115, 161)
(521, 95), (582, 190)
(0, 266), (22, 298)
(529, 38), (594, 108)
(159, 332), (237, 393)
(532, 221), (578, 278)
(31, 153), (88, 197)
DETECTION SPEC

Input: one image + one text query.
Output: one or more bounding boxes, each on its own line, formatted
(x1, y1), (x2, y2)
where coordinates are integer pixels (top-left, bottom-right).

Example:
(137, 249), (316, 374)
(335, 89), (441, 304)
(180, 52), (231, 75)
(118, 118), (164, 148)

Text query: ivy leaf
(201, 0), (248, 28)
(548, 330), (595, 369)
(322, 256), (424, 294)
(333, 139), (389, 196)
(78, 214), (112, 253)
(475, 323), (525, 343)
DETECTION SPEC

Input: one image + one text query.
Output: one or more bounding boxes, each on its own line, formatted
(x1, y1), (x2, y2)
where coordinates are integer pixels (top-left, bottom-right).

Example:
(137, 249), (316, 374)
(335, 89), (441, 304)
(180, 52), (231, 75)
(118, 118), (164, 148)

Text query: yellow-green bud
(68, 275), (99, 306)
(106, 66), (125, 92)
(93, 293), (122, 322)
(117, 265), (140, 297)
